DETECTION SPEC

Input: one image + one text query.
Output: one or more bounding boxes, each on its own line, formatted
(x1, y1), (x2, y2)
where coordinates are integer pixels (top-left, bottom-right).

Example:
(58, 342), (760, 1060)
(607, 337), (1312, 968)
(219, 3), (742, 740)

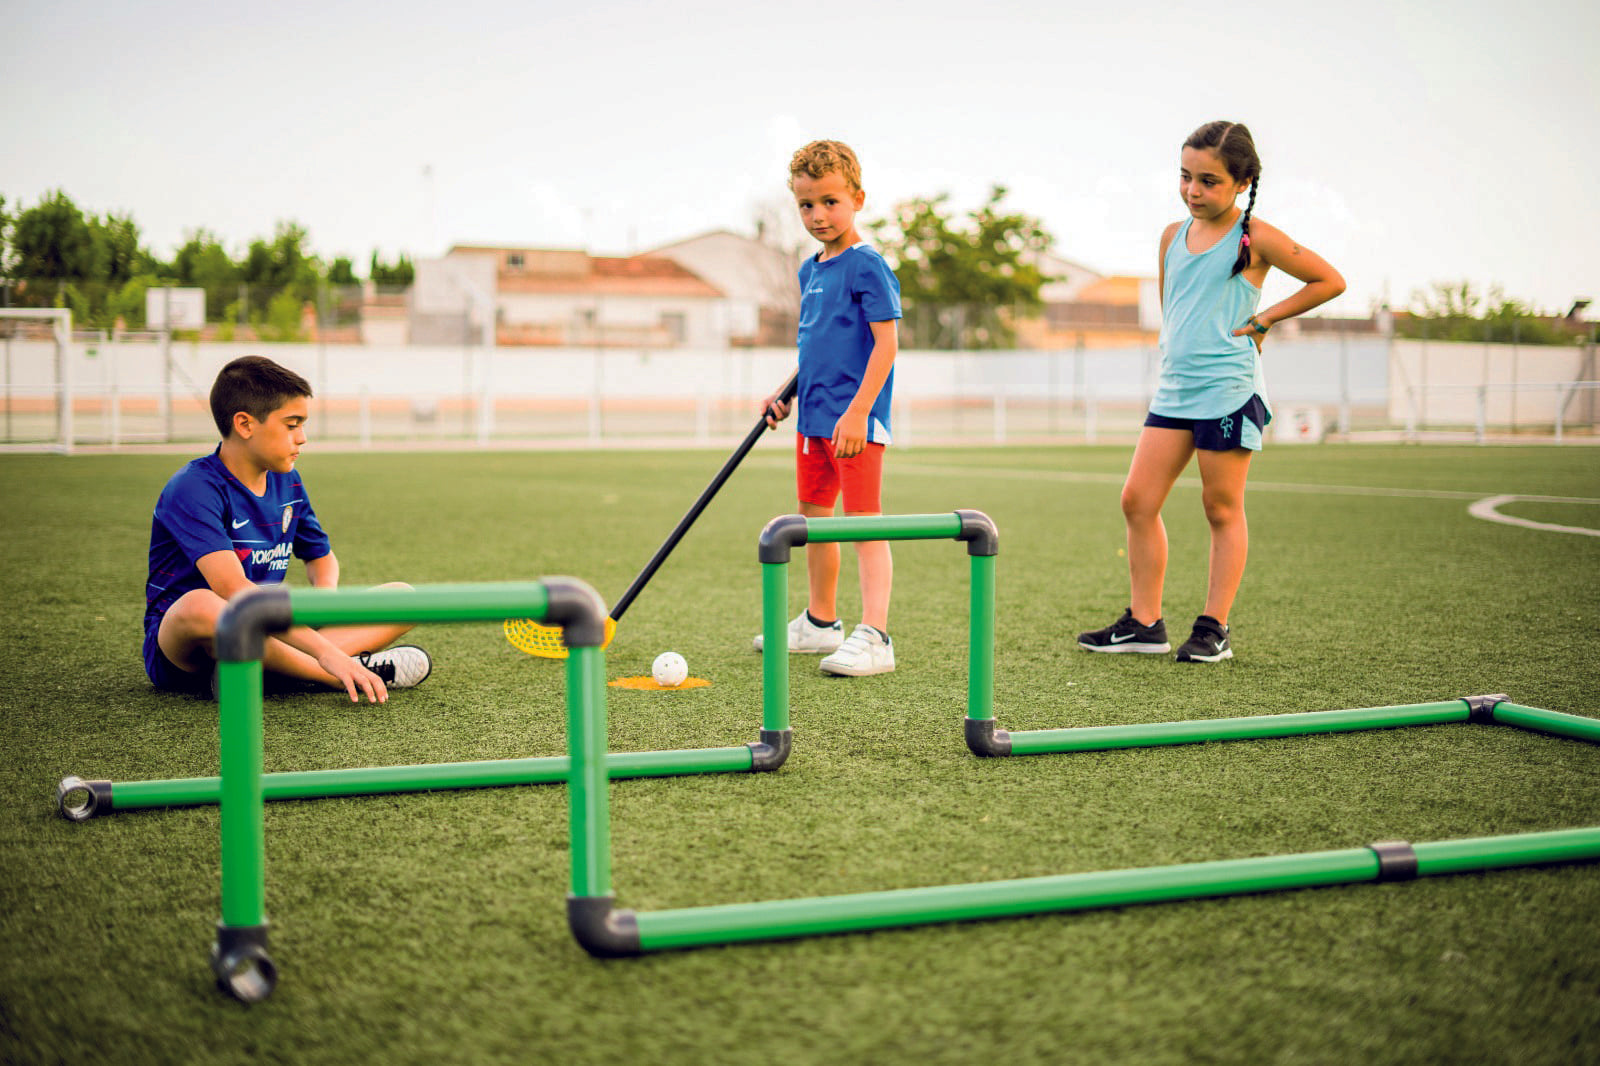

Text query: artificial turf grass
(3, 444), (1598, 1065)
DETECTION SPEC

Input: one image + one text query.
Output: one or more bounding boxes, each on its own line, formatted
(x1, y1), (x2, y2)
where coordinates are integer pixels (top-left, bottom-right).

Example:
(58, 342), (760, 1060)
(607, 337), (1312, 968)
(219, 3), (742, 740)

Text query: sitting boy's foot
(356, 645), (433, 687)
(1077, 609), (1170, 653)
(819, 624), (895, 677)
(753, 611), (844, 654)
(1175, 616), (1231, 663)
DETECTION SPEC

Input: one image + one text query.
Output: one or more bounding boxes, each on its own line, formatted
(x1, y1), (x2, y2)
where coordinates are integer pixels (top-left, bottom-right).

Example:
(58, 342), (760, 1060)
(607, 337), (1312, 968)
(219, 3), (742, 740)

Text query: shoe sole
(1079, 642), (1171, 654)
(1176, 648), (1232, 663)
(819, 661), (895, 677)
(753, 641), (843, 654)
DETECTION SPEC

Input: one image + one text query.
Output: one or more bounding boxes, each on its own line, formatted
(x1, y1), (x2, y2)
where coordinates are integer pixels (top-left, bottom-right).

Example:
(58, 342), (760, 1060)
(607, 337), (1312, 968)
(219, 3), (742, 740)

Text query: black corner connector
(953, 509), (999, 557)
(1462, 694), (1510, 725)
(1369, 840), (1419, 882)
(211, 922), (277, 1004)
(56, 776), (113, 821)
(214, 586), (293, 663)
(568, 895), (643, 957)
(758, 514), (809, 564)
(542, 577), (609, 649)
(747, 728), (792, 772)
(965, 717), (1013, 757)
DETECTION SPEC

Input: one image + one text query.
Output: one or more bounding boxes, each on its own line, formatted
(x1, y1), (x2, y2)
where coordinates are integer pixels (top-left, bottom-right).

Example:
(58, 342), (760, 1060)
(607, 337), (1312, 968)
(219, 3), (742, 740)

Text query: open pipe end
(568, 895), (642, 957)
(212, 923), (277, 1004)
(748, 728), (792, 772)
(965, 717), (1012, 757)
(57, 776), (112, 822)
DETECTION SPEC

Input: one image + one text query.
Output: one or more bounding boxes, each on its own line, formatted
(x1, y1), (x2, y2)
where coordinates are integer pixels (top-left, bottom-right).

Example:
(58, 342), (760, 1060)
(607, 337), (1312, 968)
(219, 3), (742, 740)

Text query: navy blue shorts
(1145, 395), (1271, 452)
(144, 615), (211, 695)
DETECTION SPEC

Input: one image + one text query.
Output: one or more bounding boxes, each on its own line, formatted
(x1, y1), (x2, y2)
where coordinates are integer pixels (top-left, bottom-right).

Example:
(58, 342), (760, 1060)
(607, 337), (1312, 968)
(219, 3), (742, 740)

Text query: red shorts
(795, 435), (884, 513)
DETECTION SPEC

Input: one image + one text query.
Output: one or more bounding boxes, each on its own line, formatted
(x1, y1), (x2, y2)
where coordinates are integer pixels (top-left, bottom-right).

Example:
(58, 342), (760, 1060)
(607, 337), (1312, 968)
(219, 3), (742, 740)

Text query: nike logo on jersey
(231, 518), (250, 529)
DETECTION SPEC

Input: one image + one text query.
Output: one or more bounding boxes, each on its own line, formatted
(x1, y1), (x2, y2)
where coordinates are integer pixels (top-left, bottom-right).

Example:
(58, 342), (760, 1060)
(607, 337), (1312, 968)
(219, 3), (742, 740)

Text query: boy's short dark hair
(209, 356), (313, 438)
(789, 140), (862, 193)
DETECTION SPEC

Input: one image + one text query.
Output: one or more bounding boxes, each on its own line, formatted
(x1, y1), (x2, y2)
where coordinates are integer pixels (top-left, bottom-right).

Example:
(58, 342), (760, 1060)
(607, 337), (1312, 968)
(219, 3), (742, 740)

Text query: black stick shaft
(608, 370), (799, 622)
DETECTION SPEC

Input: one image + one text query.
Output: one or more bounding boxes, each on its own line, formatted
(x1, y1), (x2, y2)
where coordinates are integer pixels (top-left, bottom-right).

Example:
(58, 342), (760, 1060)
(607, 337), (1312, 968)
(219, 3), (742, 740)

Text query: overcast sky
(4, 0), (1595, 317)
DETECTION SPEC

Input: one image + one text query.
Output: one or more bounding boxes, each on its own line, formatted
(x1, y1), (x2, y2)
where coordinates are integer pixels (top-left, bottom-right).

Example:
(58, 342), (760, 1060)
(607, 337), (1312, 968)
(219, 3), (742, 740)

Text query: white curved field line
(875, 461), (1600, 537)
(1465, 494), (1600, 538)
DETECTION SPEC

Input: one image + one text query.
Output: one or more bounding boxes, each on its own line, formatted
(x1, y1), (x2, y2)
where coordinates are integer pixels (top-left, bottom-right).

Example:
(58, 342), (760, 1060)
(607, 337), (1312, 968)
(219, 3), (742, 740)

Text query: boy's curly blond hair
(788, 140), (862, 193)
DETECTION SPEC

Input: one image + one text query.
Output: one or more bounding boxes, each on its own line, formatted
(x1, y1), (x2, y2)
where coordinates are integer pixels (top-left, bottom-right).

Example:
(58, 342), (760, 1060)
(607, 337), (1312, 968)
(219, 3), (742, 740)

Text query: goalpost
(0, 307), (74, 454)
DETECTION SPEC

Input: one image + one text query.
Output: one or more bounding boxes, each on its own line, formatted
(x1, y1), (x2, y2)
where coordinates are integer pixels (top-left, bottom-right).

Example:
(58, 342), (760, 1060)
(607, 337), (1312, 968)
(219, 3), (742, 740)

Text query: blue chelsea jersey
(145, 449), (330, 625)
(795, 243), (902, 443)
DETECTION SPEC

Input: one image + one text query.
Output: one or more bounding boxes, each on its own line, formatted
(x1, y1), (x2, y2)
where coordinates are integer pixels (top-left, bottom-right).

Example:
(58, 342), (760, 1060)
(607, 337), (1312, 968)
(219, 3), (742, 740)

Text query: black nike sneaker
(1077, 608), (1171, 654)
(1175, 615), (1232, 662)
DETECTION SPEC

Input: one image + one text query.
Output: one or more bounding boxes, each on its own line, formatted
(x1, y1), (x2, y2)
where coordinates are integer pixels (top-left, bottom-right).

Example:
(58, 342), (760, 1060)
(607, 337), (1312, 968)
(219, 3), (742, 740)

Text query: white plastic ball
(651, 651), (688, 688)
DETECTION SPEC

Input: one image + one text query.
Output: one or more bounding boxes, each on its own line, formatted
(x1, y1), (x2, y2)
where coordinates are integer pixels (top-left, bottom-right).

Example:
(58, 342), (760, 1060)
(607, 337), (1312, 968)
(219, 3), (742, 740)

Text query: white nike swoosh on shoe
(1109, 632), (1138, 643)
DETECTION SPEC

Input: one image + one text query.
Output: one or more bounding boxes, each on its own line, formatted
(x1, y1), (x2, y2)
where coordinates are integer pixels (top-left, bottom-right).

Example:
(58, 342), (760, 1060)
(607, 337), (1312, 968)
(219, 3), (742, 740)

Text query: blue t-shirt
(145, 449), (331, 629)
(795, 243), (902, 443)
(1151, 216), (1269, 419)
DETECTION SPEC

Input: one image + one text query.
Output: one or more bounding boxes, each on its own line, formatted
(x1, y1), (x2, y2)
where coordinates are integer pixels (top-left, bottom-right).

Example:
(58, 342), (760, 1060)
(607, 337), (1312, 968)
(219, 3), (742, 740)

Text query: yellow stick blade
(504, 616), (616, 658)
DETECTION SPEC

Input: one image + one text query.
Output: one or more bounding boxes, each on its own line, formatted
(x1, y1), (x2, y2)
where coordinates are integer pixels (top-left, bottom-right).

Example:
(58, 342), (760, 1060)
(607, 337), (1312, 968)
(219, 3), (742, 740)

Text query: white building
(410, 245), (725, 348)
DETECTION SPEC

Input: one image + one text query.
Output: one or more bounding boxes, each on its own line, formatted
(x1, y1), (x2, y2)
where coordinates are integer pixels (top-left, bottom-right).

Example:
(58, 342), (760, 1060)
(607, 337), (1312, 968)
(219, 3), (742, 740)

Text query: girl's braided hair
(1184, 121), (1261, 277)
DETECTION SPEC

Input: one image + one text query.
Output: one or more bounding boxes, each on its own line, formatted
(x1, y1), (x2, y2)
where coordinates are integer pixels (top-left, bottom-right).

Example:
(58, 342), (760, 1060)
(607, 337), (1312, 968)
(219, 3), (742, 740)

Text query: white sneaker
(355, 645), (433, 688)
(819, 624), (895, 677)
(752, 611), (844, 654)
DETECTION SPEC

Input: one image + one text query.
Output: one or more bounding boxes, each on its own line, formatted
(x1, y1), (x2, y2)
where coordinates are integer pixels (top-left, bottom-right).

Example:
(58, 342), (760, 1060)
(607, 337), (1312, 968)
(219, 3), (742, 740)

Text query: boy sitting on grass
(144, 355), (430, 702)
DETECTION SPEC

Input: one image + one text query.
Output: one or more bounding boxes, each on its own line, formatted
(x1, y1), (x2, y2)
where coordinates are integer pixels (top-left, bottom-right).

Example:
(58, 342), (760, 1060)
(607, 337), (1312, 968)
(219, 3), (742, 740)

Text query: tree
(327, 256), (357, 286)
(868, 185), (1055, 349)
(87, 211), (147, 285)
(1401, 281), (1579, 345)
(369, 251), (414, 287)
(10, 190), (93, 281)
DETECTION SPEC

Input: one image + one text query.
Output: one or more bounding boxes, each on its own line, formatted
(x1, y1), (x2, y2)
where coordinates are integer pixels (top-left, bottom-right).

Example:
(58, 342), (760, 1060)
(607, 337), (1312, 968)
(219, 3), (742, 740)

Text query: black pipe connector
(57, 776), (113, 821)
(211, 922), (277, 1003)
(1369, 840), (1419, 882)
(214, 586), (293, 663)
(747, 728), (792, 772)
(1462, 694), (1510, 725)
(954, 509), (999, 557)
(965, 717), (1012, 757)
(543, 577), (609, 649)
(568, 895), (643, 957)
(758, 514), (809, 564)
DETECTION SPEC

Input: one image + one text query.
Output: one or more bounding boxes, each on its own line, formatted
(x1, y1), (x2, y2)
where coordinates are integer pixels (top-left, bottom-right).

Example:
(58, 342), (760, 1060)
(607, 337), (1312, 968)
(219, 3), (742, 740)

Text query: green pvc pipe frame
(197, 579), (616, 1004)
(569, 689), (1600, 955)
(566, 513), (1599, 956)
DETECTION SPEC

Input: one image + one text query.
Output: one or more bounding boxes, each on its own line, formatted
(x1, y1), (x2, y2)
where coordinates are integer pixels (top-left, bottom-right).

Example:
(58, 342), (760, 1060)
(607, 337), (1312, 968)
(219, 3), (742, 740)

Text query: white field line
(868, 461), (1600, 536)
(1465, 494), (1600, 538)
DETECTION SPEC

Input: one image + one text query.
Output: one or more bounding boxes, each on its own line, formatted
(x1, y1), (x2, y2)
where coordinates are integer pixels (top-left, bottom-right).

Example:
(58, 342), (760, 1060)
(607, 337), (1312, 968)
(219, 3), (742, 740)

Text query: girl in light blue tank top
(1076, 121), (1346, 664)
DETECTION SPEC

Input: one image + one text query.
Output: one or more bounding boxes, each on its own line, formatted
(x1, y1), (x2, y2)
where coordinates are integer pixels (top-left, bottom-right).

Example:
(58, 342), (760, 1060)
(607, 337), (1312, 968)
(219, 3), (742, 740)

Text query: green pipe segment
(1005, 701), (1470, 755)
(217, 659), (267, 929)
(288, 582), (551, 628)
(1491, 703), (1600, 744)
(108, 747), (756, 811)
(1413, 826), (1600, 875)
(805, 513), (963, 544)
(568, 645), (612, 899)
(630, 827), (1600, 951)
(761, 562), (790, 733)
(967, 554), (996, 722)
(636, 847), (1380, 949)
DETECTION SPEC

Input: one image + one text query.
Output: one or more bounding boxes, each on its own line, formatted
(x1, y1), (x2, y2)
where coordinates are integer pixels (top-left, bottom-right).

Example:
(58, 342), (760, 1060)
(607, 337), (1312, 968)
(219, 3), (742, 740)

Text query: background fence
(1, 328), (1595, 452)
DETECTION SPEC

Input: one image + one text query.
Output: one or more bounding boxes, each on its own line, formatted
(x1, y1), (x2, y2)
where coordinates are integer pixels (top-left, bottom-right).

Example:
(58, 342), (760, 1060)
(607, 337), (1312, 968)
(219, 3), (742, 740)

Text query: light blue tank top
(1150, 216), (1269, 419)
